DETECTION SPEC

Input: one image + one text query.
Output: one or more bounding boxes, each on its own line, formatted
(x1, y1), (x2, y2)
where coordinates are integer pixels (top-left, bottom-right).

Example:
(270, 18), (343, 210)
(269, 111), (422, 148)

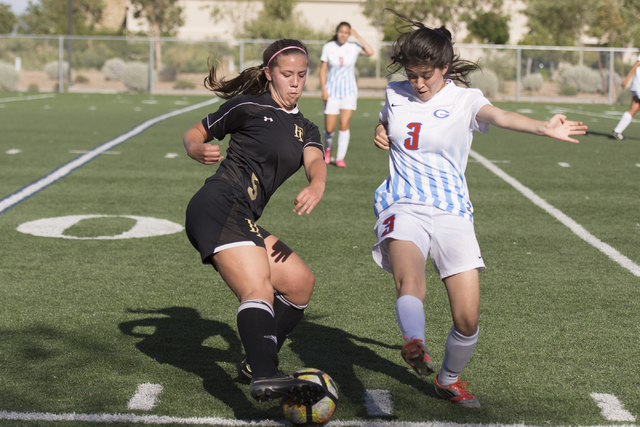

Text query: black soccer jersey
(201, 92), (323, 220)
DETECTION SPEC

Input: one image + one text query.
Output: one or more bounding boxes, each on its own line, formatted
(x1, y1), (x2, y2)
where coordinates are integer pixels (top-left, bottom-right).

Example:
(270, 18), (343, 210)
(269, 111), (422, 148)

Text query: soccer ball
(280, 368), (338, 425)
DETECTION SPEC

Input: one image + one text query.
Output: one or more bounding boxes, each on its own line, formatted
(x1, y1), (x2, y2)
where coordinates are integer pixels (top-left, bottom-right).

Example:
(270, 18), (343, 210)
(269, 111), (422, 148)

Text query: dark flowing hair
(204, 39), (308, 99)
(386, 10), (478, 87)
(329, 21), (351, 43)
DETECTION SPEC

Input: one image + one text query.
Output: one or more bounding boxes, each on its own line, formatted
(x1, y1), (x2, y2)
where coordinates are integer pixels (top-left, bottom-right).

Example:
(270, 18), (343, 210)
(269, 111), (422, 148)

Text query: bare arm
(293, 147), (327, 215)
(622, 61), (640, 88)
(319, 61), (329, 102)
(183, 121), (224, 165)
(350, 28), (374, 57)
(476, 104), (587, 144)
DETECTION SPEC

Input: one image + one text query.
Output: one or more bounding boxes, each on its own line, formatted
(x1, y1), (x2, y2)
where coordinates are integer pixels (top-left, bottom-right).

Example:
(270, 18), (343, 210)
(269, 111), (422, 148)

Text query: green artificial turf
(0, 93), (638, 426)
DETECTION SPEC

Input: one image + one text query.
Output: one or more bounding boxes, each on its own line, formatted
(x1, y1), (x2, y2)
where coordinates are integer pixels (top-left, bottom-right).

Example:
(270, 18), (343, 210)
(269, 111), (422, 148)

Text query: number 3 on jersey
(404, 123), (421, 150)
(381, 214), (395, 237)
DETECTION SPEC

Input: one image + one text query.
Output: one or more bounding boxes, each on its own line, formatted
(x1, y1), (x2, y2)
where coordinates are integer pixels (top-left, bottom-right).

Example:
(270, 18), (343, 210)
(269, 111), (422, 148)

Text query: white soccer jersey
(630, 53), (640, 94)
(374, 80), (491, 221)
(320, 41), (362, 98)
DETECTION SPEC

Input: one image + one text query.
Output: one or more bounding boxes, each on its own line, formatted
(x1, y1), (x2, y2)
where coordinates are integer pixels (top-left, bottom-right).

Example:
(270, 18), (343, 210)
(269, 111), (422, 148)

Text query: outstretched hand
(543, 114), (587, 144)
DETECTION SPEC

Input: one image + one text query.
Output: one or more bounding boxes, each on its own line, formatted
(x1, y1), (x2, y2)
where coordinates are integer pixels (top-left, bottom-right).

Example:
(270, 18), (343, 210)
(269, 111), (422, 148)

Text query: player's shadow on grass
(586, 130), (639, 141)
(287, 318), (439, 418)
(118, 307), (271, 418)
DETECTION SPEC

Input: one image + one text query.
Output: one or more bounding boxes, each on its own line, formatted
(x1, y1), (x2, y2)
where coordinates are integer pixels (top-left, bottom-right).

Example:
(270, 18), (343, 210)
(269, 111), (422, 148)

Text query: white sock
(336, 129), (350, 161)
(395, 295), (425, 343)
(614, 111), (632, 134)
(323, 129), (334, 151)
(438, 325), (479, 386)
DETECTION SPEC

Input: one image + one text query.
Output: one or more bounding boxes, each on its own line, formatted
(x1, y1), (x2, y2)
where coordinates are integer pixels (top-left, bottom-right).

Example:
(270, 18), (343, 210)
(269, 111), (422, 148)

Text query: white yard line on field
(0, 97), (220, 215)
(0, 410), (638, 427)
(128, 383), (163, 411)
(0, 94), (56, 103)
(590, 393), (637, 422)
(545, 106), (640, 123)
(470, 149), (640, 277)
(364, 389), (393, 416)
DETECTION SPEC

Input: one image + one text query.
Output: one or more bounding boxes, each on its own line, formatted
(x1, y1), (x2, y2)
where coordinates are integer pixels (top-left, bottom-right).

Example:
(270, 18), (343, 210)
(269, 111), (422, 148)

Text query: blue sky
(2, 0), (30, 15)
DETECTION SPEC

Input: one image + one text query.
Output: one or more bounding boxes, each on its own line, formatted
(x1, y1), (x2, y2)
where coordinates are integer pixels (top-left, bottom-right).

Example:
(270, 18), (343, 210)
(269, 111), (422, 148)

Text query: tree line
(0, 0), (638, 48)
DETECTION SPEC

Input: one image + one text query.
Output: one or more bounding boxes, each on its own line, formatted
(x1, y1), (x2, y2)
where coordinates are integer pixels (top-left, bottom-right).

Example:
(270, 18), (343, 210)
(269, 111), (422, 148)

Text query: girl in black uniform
(183, 39), (327, 404)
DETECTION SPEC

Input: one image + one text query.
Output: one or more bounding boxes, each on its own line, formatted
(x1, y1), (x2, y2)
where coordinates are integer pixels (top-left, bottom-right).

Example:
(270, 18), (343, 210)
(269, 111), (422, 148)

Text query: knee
(395, 277), (426, 300)
(453, 317), (479, 337)
(283, 269), (315, 306)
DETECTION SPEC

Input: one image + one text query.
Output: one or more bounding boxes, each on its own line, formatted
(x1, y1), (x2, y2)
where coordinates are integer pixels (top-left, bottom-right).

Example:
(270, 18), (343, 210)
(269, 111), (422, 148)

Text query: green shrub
(559, 85), (578, 96)
(120, 61), (149, 93)
(173, 80), (195, 89)
(522, 73), (544, 92)
(0, 61), (19, 91)
(599, 71), (622, 94)
(468, 68), (499, 98)
(102, 58), (125, 81)
(158, 64), (177, 82)
(558, 65), (599, 93)
(44, 61), (69, 80)
(27, 83), (39, 92)
(74, 74), (89, 84)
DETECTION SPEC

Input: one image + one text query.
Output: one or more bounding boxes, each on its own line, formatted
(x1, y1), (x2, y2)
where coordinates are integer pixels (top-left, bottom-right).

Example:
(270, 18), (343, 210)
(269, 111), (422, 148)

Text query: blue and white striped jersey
(374, 80), (491, 221)
(320, 41), (362, 98)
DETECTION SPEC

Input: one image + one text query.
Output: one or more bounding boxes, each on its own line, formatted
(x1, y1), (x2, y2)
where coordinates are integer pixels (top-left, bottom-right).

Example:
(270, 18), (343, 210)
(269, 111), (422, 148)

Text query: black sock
(237, 299), (278, 378)
(274, 292), (307, 352)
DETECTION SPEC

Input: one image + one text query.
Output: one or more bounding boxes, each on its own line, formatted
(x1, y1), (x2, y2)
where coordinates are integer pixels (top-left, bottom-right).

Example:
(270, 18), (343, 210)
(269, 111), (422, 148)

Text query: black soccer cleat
(250, 374), (326, 404)
(238, 358), (253, 382)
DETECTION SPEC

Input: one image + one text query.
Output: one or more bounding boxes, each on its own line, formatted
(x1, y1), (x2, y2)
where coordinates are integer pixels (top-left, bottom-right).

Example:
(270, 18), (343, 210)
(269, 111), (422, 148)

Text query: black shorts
(185, 179), (271, 265)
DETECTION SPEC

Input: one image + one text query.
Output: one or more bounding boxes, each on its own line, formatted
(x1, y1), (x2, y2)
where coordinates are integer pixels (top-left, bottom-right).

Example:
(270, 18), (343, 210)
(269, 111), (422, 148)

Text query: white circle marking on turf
(165, 153), (178, 158)
(558, 162), (571, 167)
(16, 215), (183, 240)
(6, 149), (21, 154)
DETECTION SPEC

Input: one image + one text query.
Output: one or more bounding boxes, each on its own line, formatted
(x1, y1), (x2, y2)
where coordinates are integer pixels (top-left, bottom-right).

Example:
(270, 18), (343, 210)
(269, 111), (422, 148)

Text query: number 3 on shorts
(381, 214), (395, 237)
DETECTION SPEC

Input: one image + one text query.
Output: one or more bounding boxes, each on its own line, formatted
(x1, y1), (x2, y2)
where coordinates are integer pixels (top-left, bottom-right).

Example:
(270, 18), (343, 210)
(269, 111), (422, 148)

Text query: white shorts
(323, 94), (357, 114)
(372, 202), (485, 279)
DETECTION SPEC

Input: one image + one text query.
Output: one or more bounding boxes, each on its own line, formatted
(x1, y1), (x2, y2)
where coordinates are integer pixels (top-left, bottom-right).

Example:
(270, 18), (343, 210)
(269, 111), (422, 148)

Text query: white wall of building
(126, 0), (530, 45)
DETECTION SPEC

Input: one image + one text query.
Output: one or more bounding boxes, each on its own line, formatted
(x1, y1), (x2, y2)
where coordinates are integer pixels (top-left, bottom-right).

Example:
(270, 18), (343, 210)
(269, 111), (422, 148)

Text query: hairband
(262, 46), (307, 70)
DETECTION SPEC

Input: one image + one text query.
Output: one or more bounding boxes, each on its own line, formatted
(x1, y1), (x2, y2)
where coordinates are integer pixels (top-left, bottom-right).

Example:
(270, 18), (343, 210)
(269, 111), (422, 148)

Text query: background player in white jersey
(183, 39), (327, 407)
(320, 22), (374, 167)
(612, 52), (640, 140)
(372, 11), (587, 408)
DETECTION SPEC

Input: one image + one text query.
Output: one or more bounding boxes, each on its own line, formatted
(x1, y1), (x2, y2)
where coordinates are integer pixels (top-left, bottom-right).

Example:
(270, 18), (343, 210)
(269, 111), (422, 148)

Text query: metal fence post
(516, 47), (521, 102)
(58, 36), (64, 93)
(149, 37), (155, 94)
(609, 50), (614, 105)
(239, 41), (245, 72)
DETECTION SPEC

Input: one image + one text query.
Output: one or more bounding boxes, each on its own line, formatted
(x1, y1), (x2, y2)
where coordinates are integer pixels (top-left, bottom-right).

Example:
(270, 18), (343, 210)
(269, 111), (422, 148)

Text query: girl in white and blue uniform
(612, 52), (640, 140)
(372, 11), (587, 408)
(320, 22), (374, 167)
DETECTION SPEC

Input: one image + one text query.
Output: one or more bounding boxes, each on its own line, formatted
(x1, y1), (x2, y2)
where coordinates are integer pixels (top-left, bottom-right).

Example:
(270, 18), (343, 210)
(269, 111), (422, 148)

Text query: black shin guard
(274, 292), (306, 352)
(237, 300), (279, 378)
